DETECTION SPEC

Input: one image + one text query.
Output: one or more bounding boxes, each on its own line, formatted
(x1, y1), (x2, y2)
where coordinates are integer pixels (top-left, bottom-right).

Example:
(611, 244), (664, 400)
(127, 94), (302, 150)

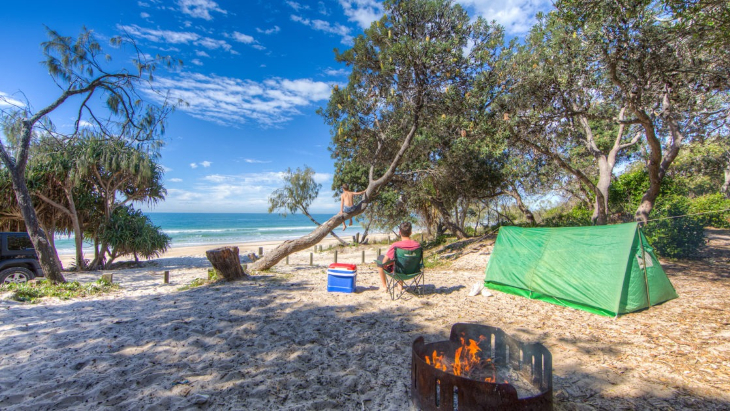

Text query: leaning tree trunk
(506, 189), (536, 225)
(249, 212), (356, 271)
(9, 172), (65, 282)
(206, 246), (248, 281)
(302, 209), (347, 245)
(250, 101), (423, 271)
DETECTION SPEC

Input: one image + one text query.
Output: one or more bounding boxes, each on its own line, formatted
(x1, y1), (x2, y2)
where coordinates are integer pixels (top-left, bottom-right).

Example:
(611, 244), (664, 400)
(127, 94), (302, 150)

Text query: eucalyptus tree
(556, 0), (730, 223)
(502, 12), (643, 225)
(251, 0), (497, 270)
(268, 166), (347, 245)
(0, 27), (176, 282)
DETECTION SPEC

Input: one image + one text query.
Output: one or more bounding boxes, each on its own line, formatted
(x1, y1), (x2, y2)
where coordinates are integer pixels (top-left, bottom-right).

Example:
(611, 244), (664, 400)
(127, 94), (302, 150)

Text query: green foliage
(643, 196), (706, 259)
(0, 279), (119, 303)
(688, 193), (730, 229)
(178, 278), (207, 291)
(100, 205), (171, 260)
(540, 205), (593, 227)
(208, 269), (221, 281)
(268, 166), (321, 217)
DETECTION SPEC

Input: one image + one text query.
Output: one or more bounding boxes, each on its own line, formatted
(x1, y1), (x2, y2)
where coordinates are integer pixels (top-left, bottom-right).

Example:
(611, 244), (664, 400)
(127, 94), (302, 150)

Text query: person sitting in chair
(375, 221), (421, 292)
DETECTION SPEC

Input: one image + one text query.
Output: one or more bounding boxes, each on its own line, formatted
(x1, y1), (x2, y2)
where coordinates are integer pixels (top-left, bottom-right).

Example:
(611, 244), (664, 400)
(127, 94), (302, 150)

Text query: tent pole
(637, 225), (652, 309)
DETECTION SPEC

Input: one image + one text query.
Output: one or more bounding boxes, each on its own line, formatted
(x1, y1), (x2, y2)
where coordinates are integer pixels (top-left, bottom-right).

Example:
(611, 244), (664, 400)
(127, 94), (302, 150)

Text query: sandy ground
(1, 231), (729, 410)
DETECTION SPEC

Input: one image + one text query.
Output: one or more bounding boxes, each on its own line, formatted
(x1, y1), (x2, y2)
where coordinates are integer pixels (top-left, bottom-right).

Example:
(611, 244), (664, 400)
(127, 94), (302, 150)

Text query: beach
(1, 231), (729, 410)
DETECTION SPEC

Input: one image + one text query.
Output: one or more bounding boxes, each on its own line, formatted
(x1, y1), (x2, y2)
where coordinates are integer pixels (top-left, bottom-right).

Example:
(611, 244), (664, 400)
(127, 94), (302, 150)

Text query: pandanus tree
(76, 135), (166, 269)
(251, 0), (501, 270)
(0, 27), (176, 282)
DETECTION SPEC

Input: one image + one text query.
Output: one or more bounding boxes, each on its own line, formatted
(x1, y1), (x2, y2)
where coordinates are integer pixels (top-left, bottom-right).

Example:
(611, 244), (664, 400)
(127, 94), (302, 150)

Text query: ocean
(53, 212), (339, 255)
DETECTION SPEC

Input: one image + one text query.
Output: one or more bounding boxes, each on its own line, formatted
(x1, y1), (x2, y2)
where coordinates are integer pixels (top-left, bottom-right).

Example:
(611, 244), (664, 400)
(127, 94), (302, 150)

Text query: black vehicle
(0, 232), (44, 283)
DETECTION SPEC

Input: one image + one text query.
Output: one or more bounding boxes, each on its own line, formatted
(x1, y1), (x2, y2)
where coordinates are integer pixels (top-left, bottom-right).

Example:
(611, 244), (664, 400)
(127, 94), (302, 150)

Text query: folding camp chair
(385, 247), (425, 300)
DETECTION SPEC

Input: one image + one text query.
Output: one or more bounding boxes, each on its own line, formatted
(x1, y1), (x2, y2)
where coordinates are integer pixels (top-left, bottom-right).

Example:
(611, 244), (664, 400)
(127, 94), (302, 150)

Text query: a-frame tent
(484, 223), (678, 316)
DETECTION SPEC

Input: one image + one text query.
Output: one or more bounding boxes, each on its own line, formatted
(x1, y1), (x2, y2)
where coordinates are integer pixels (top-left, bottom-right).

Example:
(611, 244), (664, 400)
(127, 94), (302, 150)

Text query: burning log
(412, 323), (552, 410)
(205, 246), (248, 281)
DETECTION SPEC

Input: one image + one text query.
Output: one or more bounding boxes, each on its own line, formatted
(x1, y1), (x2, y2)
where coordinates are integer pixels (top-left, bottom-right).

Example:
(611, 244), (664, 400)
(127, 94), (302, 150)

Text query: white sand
(1, 234), (729, 410)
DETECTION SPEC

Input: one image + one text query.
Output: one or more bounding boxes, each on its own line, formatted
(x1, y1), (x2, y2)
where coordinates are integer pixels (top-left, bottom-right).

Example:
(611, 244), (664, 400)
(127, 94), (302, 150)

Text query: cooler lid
(328, 263), (357, 270)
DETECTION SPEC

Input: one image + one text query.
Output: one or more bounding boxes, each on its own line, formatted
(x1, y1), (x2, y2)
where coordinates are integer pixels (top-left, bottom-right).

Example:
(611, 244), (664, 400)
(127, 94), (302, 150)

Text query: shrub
(0, 279), (119, 303)
(688, 193), (730, 229)
(643, 196), (705, 258)
(540, 205), (592, 227)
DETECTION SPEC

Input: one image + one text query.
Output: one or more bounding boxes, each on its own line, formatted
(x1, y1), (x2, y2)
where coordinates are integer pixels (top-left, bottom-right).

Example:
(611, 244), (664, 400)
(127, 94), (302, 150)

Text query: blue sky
(0, 0), (552, 213)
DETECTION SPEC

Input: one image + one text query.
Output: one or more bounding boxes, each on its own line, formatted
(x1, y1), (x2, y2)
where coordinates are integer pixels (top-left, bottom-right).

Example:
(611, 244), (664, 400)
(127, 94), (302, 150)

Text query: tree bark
(722, 162), (730, 198)
(0, 124), (65, 282)
(8, 170), (65, 282)
(301, 209), (348, 245)
(505, 189), (536, 225)
(206, 246), (248, 281)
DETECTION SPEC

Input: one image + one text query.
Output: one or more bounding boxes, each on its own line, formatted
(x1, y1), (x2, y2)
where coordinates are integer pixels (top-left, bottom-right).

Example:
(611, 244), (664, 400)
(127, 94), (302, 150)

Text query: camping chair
(385, 247), (425, 300)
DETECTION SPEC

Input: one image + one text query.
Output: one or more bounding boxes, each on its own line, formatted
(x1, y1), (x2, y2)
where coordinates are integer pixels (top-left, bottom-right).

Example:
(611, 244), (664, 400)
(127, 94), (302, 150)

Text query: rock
(191, 394), (209, 405)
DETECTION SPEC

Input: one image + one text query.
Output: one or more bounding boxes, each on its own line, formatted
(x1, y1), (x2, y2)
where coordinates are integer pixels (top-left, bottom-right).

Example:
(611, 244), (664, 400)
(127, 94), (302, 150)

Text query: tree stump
(206, 246), (247, 281)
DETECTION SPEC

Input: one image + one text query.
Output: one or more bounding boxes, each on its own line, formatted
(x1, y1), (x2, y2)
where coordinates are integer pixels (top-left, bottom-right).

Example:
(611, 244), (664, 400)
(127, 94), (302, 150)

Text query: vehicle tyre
(0, 267), (34, 284)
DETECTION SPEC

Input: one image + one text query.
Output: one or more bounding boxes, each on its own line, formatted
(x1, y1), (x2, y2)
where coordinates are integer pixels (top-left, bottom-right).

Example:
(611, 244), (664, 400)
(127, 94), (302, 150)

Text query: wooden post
(361, 250), (365, 263)
(377, 248), (381, 257)
(334, 250), (338, 264)
(286, 255), (289, 265)
(206, 246), (247, 281)
(310, 253), (313, 265)
(319, 245), (323, 252)
(164, 270), (169, 284)
(313, 246), (317, 253)
(259, 246), (263, 256)
(387, 235), (390, 244)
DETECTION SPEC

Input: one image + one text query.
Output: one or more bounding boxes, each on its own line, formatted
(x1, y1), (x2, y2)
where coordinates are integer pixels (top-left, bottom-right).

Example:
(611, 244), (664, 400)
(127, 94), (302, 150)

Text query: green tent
(484, 223), (678, 316)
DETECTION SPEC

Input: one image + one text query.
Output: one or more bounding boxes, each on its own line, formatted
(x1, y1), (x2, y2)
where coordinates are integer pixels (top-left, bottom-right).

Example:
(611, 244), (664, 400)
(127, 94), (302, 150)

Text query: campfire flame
(423, 334), (498, 383)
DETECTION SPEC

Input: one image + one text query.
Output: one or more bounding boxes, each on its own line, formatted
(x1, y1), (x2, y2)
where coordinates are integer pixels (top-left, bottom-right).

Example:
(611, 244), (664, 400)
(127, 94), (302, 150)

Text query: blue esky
(0, 0), (552, 213)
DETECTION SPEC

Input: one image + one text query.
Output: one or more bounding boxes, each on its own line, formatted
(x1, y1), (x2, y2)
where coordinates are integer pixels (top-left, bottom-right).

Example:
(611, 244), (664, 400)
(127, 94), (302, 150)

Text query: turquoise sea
(54, 212), (337, 255)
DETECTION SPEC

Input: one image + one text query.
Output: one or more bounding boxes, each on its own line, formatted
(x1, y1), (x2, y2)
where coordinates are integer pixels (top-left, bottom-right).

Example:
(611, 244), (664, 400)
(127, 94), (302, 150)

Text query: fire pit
(411, 323), (552, 410)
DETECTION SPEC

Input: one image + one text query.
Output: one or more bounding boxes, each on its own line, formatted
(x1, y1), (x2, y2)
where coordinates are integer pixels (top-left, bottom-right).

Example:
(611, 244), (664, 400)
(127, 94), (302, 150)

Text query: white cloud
(161, 165), (173, 172)
(324, 68), (349, 76)
(231, 31), (254, 44)
(256, 26), (280, 35)
(252, 44), (266, 51)
(200, 161), (212, 167)
(195, 50), (210, 57)
(118, 24), (198, 44)
(338, 0), (382, 29)
(243, 158), (271, 164)
(457, 0), (553, 35)
(78, 120), (95, 128)
(286, 1), (309, 12)
(178, 0), (227, 20)
(291, 15), (353, 45)
(140, 12), (151, 18)
(318, 1), (329, 15)
(169, 178), (183, 182)
(118, 24), (234, 53)
(190, 59), (203, 66)
(190, 163), (198, 169)
(138, 1), (150, 7)
(0, 91), (25, 108)
(146, 72), (332, 126)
